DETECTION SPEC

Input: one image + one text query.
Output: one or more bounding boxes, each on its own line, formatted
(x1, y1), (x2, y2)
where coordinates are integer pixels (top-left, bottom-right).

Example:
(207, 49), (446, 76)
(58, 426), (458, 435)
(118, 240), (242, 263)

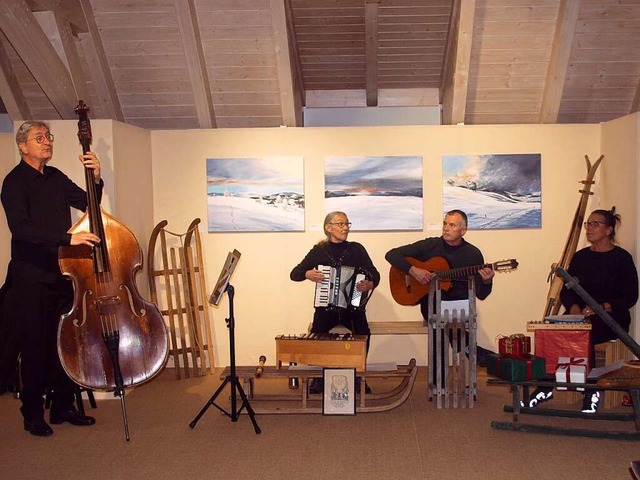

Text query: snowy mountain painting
(206, 157), (304, 232)
(325, 156), (423, 230)
(442, 154), (541, 230)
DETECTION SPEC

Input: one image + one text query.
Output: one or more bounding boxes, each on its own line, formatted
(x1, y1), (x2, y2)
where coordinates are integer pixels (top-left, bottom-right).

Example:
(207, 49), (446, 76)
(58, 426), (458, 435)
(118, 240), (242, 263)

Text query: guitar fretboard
(436, 263), (492, 280)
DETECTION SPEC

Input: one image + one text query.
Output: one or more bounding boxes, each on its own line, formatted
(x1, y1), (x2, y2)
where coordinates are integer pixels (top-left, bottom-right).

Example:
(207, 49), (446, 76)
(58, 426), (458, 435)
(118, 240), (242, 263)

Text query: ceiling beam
(27, 0), (88, 33)
(34, 11), (87, 102)
(284, 0), (305, 111)
(174, 0), (216, 128)
(539, 0), (580, 124)
(271, 0), (298, 126)
(440, 0), (476, 125)
(364, 0), (380, 107)
(77, 0), (123, 121)
(0, 33), (31, 121)
(0, 0), (77, 118)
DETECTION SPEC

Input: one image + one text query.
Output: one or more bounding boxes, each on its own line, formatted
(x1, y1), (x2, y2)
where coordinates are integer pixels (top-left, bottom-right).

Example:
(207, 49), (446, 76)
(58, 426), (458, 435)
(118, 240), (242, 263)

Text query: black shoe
(308, 379), (323, 395)
(520, 387), (553, 408)
(581, 390), (601, 414)
(50, 407), (96, 426)
(24, 418), (54, 437)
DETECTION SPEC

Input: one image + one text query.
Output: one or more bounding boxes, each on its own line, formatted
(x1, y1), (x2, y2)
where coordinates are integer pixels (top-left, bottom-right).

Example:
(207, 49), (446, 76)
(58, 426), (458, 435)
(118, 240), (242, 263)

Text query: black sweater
(290, 240), (380, 287)
(560, 245), (638, 332)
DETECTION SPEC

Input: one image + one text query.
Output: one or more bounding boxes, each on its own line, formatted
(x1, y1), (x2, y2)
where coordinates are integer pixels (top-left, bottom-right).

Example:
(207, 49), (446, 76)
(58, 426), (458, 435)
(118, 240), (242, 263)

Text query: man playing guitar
(385, 209), (495, 366)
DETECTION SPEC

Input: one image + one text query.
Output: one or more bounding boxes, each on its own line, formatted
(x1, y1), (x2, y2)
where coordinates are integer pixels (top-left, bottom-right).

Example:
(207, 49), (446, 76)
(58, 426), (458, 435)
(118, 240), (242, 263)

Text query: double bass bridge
(95, 294), (123, 315)
(95, 285), (146, 318)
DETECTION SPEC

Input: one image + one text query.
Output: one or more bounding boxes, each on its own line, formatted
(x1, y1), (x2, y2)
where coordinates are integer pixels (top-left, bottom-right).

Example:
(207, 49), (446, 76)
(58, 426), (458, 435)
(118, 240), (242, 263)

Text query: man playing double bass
(0, 121), (101, 436)
(385, 210), (495, 367)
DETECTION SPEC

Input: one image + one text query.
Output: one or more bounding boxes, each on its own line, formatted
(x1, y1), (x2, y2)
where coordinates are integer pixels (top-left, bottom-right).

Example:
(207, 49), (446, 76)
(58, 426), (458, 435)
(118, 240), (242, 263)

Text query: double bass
(58, 101), (169, 439)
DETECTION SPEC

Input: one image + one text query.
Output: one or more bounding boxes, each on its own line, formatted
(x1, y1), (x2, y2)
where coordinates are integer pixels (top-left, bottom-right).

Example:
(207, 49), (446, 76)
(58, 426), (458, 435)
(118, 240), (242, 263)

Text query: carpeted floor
(0, 366), (638, 480)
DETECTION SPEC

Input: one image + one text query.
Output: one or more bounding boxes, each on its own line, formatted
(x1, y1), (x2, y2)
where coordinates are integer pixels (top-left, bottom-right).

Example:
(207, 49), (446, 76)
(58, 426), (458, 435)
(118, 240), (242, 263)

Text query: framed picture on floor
(322, 367), (356, 415)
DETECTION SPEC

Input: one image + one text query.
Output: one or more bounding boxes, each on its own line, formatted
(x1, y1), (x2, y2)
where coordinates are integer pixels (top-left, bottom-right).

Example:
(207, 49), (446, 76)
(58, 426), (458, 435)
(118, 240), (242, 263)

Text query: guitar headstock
(75, 100), (92, 153)
(493, 259), (519, 272)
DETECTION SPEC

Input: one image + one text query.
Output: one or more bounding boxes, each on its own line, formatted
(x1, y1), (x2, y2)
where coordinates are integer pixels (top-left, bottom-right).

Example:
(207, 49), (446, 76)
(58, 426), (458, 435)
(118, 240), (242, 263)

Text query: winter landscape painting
(442, 153), (541, 229)
(206, 157), (304, 232)
(325, 156), (423, 230)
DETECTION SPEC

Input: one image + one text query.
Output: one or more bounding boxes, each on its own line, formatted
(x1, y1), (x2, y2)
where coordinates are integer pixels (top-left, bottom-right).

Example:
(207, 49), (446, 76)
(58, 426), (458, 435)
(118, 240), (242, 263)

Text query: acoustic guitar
(389, 256), (518, 306)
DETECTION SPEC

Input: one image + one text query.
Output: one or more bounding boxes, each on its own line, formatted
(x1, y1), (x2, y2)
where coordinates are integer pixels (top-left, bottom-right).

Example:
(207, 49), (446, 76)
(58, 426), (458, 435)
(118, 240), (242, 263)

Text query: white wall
(1, 118), (638, 370)
(150, 124), (608, 367)
(601, 112), (640, 338)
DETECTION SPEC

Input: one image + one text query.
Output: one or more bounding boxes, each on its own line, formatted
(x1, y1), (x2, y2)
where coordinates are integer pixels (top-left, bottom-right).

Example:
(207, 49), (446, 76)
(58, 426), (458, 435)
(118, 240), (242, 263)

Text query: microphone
(256, 355), (266, 377)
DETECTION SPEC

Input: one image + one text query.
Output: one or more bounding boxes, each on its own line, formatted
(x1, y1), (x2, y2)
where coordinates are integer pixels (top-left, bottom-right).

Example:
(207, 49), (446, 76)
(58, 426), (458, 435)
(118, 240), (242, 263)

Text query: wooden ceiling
(0, 0), (639, 130)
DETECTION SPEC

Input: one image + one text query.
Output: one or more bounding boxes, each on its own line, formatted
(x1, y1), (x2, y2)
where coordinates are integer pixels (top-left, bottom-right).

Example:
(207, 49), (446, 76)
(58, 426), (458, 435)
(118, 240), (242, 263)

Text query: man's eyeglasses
(27, 133), (54, 144)
(329, 222), (352, 228)
(584, 221), (605, 228)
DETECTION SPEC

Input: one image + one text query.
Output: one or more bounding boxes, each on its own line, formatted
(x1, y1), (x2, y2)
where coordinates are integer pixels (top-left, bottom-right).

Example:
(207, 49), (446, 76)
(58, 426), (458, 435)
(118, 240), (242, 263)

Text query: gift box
(486, 353), (546, 382)
(555, 356), (589, 391)
(534, 329), (590, 374)
(498, 334), (531, 358)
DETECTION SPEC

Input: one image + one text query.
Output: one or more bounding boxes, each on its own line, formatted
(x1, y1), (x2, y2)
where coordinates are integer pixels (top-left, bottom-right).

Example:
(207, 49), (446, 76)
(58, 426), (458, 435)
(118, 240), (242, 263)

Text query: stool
(44, 386), (97, 414)
(596, 339), (628, 409)
(74, 387), (98, 415)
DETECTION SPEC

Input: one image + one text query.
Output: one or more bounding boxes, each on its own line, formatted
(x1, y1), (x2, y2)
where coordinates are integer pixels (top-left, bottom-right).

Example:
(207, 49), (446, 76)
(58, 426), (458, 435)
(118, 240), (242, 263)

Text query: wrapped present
(497, 334), (531, 358)
(534, 328), (590, 374)
(555, 356), (589, 391)
(486, 353), (546, 382)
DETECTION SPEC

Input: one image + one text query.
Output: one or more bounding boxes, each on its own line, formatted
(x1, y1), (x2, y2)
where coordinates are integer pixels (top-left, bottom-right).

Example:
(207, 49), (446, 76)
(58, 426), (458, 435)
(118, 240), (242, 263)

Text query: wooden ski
(542, 154), (604, 319)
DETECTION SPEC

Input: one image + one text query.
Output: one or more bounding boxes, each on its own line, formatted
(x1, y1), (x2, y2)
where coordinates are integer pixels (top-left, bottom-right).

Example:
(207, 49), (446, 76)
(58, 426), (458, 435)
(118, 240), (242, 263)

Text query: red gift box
(498, 334), (531, 358)
(534, 329), (591, 375)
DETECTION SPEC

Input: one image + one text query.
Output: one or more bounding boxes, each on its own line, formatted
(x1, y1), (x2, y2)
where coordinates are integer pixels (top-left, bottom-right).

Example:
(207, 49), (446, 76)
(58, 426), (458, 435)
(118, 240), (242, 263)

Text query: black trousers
(311, 307), (371, 353)
(3, 274), (76, 420)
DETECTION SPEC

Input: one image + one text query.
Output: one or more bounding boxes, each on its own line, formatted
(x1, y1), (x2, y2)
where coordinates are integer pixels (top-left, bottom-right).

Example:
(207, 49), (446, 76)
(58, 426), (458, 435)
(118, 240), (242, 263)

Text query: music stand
(189, 250), (261, 434)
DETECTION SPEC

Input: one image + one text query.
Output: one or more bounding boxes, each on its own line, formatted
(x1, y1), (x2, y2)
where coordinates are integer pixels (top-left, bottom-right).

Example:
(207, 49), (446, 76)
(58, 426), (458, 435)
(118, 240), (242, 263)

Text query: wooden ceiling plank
(270, 0), (299, 126)
(77, 0), (123, 120)
(1, 0), (77, 118)
(364, 0), (380, 107)
(441, 0), (476, 125)
(539, 0), (581, 123)
(0, 34), (31, 120)
(174, 0), (216, 128)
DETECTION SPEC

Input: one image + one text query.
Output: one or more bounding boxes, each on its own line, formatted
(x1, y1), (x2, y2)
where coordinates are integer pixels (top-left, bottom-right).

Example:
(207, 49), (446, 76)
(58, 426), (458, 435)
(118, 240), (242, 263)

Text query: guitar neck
(437, 263), (491, 280)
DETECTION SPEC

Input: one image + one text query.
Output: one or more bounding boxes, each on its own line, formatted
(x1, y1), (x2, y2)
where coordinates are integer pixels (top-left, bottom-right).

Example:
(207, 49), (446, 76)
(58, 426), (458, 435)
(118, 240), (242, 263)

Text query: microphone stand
(189, 284), (261, 434)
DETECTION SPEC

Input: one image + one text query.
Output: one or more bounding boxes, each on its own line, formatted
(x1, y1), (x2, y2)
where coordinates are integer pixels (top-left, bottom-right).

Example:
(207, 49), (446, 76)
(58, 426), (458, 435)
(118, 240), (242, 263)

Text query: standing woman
(290, 211), (380, 393)
(561, 208), (639, 412)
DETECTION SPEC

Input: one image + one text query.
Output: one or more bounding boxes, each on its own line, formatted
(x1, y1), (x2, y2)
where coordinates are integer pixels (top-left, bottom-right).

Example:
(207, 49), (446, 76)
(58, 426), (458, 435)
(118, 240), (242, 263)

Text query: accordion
(313, 265), (371, 310)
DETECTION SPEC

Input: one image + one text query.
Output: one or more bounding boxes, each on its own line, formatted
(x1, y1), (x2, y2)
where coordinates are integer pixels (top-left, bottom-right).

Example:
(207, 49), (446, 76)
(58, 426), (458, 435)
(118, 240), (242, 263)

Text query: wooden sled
(219, 358), (418, 414)
(489, 378), (640, 441)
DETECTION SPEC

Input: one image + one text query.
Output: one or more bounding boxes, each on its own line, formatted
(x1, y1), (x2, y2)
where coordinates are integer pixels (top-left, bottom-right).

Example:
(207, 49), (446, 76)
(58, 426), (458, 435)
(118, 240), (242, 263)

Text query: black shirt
(1, 160), (103, 283)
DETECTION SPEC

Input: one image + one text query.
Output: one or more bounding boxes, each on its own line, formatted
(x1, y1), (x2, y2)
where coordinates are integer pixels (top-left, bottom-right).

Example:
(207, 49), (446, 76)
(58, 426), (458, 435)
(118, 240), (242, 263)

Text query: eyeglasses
(27, 133), (54, 144)
(584, 221), (605, 228)
(329, 222), (352, 228)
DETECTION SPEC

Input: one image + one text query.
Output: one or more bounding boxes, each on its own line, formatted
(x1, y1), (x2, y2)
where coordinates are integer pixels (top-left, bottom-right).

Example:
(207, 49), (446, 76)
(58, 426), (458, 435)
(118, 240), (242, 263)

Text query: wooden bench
(369, 321), (428, 335)
(319, 321), (428, 336)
